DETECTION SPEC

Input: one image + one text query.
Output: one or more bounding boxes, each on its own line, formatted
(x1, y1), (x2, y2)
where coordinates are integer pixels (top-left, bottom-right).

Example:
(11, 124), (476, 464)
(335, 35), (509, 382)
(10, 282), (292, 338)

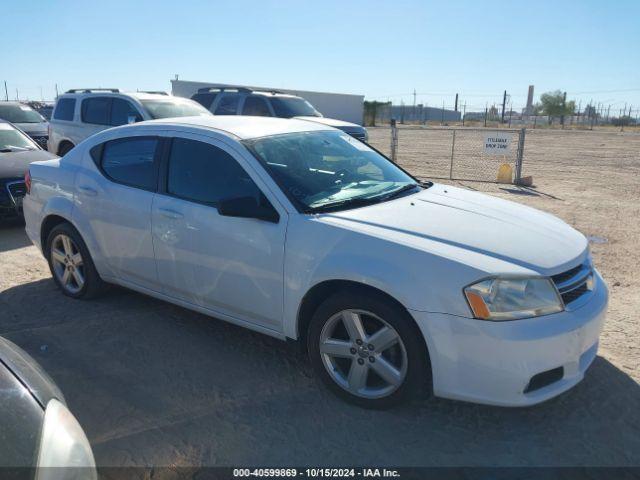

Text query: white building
(171, 79), (365, 125)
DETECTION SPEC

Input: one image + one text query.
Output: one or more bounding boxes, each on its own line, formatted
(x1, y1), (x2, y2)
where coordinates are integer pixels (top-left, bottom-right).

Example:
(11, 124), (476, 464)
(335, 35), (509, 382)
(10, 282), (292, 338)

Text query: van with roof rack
(190, 85), (368, 142)
(48, 89), (211, 156)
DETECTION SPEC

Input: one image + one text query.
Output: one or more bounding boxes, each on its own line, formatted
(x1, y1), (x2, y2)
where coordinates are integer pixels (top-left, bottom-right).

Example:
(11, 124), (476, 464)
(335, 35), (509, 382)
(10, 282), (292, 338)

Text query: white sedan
(23, 116), (608, 408)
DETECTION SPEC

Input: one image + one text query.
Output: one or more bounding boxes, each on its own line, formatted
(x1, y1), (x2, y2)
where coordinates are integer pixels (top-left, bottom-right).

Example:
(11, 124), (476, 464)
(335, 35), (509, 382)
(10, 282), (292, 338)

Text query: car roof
(141, 115), (334, 140)
(0, 101), (25, 107)
(57, 91), (176, 101)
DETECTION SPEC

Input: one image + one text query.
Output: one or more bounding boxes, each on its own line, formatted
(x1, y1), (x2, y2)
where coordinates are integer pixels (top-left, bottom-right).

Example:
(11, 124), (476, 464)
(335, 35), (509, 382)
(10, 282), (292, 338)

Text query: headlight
(35, 399), (97, 480)
(464, 276), (563, 321)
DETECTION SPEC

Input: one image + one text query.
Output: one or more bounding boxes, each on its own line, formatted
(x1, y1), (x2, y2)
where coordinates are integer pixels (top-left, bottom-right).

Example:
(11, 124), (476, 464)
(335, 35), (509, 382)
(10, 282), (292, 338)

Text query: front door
(151, 134), (287, 330)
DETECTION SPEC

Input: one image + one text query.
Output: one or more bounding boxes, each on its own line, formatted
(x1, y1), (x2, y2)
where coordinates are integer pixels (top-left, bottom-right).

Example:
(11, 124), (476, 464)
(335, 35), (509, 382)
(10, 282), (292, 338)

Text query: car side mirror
(218, 196), (279, 223)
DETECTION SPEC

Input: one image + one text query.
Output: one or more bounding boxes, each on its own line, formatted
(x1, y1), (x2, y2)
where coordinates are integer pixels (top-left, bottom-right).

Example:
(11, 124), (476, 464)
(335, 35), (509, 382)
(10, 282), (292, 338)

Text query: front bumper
(410, 270), (608, 407)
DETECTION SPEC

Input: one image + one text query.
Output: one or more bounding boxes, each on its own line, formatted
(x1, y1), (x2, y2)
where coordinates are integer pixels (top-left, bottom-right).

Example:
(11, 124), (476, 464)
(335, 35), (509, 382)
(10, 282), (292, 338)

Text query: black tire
(307, 289), (431, 409)
(45, 222), (105, 299)
(58, 142), (74, 156)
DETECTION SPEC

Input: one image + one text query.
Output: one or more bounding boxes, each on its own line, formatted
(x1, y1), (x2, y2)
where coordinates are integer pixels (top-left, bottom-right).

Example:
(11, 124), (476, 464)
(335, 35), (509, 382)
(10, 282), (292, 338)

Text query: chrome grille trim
(6, 181), (27, 206)
(551, 261), (594, 310)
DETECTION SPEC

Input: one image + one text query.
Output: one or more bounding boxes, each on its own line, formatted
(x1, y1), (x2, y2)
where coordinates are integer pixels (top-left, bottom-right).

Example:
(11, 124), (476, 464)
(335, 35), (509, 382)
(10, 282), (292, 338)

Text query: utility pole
(484, 103), (488, 127)
(501, 90), (507, 124)
(441, 100), (445, 125)
(55, 83), (59, 98)
(3, 81), (7, 101)
(561, 91), (567, 129)
(508, 102), (513, 128)
(462, 102), (466, 126)
(412, 89), (416, 108)
(15, 89), (18, 101)
(454, 93), (458, 112)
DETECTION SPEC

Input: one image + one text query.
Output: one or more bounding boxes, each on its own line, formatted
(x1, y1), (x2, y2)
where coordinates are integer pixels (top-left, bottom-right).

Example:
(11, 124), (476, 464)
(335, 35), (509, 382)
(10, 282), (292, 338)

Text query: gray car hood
(295, 116), (362, 128)
(0, 149), (58, 178)
(13, 122), (48, 136)
(0, 337), (65, 408)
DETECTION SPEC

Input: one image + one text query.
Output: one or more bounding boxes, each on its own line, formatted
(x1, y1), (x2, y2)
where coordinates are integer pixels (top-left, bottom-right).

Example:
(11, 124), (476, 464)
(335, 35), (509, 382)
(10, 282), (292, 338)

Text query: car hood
(13, 122), (48, 136)
(0, 150), (58, 178)
(295, 116), (363, 129)
(319, 184), (588, 275)
(0, 337), (65, 408)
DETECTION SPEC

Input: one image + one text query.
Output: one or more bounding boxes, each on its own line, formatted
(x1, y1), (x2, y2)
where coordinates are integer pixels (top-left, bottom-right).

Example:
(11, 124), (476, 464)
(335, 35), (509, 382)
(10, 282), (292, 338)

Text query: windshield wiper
(305, 196), (384, 213)
(379, 183), (421, 201)
(1, 145), (33, 152)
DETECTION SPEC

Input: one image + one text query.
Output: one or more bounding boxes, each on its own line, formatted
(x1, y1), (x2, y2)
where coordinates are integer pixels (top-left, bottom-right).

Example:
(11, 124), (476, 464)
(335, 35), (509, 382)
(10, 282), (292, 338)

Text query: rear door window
(81, 97), (111, 125)
(53, 98), (76, 121)
(191, 92), (218, 110)
(242, 96), (271, 116)
(99, 137), (159, 191)
(214, 93), (241, 115)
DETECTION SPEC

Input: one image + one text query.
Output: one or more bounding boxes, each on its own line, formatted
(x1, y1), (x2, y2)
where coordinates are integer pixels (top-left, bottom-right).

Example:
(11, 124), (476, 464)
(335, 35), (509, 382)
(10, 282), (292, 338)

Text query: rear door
(74, 135), (162, 291)
(79, 96), (112, 140)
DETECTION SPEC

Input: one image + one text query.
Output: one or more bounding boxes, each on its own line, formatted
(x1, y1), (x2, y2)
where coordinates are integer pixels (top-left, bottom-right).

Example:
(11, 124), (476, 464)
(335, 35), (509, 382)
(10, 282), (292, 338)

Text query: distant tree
(611, 116), (635, 127)
(583, 104), (597, 118)
(539, 90), (575, 124)
(532, 103), (543, 115)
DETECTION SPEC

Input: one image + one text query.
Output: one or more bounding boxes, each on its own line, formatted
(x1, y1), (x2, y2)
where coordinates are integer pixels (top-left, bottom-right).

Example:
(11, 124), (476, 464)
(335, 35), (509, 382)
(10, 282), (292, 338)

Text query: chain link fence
(368, 125), (526, 184)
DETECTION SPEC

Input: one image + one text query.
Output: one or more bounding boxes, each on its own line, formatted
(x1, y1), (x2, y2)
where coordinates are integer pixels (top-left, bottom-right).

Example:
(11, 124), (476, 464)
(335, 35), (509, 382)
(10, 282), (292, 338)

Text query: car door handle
(158, 208), (184, 219)
(78, 185), (97, 196)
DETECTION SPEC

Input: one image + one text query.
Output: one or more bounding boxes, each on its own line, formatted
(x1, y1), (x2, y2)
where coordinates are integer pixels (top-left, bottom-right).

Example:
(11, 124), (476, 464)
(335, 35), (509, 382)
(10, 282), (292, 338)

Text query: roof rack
(197, 86), (251, 94)
(196, 85), (284, 95)
(66, 88), (120, 93)
(139, 90), (169, 95)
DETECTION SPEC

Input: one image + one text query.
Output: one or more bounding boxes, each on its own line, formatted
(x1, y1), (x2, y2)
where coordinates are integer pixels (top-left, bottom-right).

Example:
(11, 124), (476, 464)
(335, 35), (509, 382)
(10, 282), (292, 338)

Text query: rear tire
(58, 142), (74, 156)
(307, 289), (430, 409)
(45, 222), (105, 299)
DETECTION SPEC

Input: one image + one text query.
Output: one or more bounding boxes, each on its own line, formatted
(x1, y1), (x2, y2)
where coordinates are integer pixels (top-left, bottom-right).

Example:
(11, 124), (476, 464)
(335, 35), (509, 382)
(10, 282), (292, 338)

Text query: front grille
(551, 261), (594, 309)
(7, 181), (27, 204)
(30, 135), (49, 149)
(349, 132), (367, 142)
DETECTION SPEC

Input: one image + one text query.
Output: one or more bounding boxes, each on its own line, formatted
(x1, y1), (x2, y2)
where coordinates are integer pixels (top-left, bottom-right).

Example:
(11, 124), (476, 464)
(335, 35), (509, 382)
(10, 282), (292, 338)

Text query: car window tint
(110, 98), (142, 126)
(53, 98), (76, 121)
(81, 97), (111, 125)
(242, 96), (271, 116)
(191, 92), (218, 109)
(101, 137), (158, 190)
(167, 138), (260, 205)
(214, 93), (240, 115)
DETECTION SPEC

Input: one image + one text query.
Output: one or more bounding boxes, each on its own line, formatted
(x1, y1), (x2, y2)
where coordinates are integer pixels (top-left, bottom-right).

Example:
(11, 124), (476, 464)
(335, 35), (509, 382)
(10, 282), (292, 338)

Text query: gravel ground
(0, 128), (639, 469)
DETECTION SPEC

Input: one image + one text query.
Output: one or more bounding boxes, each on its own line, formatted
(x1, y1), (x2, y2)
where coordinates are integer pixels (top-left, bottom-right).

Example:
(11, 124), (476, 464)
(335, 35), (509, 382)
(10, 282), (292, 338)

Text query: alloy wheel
(50, 234), (85, 294)
(319, 309), (408, 399)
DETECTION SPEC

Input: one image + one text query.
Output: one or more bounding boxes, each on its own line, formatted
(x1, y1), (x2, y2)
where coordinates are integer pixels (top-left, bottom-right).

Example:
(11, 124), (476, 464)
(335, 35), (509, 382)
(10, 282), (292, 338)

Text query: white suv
(48, 89), (211, 155)
(24, 116), (607, 408)
(191, 86), (369, 142)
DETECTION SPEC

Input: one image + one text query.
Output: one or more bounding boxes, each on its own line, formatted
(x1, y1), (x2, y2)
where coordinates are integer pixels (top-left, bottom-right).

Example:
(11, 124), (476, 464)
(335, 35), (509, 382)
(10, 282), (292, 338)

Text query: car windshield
(245, 130), (421, 212)
(140, 99), (212, 119)
(0, 104), (46, 124)
(270, 97), (321, 118)
(0, 124), (38, 152)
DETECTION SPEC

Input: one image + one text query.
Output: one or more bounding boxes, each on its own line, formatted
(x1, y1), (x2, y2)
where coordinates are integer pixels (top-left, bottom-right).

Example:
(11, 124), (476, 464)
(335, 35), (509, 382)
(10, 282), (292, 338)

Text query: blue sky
(4, 0), (639, 113)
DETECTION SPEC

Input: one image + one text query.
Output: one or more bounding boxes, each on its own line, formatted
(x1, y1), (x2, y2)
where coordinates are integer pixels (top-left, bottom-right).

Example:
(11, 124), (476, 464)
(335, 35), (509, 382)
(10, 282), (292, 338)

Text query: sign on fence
(483, 132), (511, 154)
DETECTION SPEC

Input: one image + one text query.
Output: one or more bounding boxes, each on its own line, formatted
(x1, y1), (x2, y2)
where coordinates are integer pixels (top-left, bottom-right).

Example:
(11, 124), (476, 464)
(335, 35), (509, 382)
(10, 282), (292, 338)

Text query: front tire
(307, 290), (430, 408)
(45, 223), (104, 299)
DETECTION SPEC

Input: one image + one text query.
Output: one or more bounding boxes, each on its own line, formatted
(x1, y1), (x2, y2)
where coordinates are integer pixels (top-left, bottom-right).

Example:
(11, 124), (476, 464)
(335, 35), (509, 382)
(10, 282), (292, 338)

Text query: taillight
(25, 170), (32, 194)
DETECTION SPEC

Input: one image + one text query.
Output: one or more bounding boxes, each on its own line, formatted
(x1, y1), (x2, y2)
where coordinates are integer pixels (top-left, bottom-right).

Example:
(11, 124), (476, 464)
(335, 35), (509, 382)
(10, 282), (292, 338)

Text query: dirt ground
(0, 128), (639, 470)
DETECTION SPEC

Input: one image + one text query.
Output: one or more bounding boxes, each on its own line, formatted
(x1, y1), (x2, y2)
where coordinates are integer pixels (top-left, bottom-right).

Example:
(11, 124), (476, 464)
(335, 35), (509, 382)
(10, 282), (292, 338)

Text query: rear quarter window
(53, 98), (76, 121)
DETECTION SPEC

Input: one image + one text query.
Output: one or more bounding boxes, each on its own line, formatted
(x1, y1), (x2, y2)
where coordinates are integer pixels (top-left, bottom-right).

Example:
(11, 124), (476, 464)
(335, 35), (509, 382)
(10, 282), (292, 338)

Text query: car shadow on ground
(0, 220), (30, 253)
(0, 278), (638, 468)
